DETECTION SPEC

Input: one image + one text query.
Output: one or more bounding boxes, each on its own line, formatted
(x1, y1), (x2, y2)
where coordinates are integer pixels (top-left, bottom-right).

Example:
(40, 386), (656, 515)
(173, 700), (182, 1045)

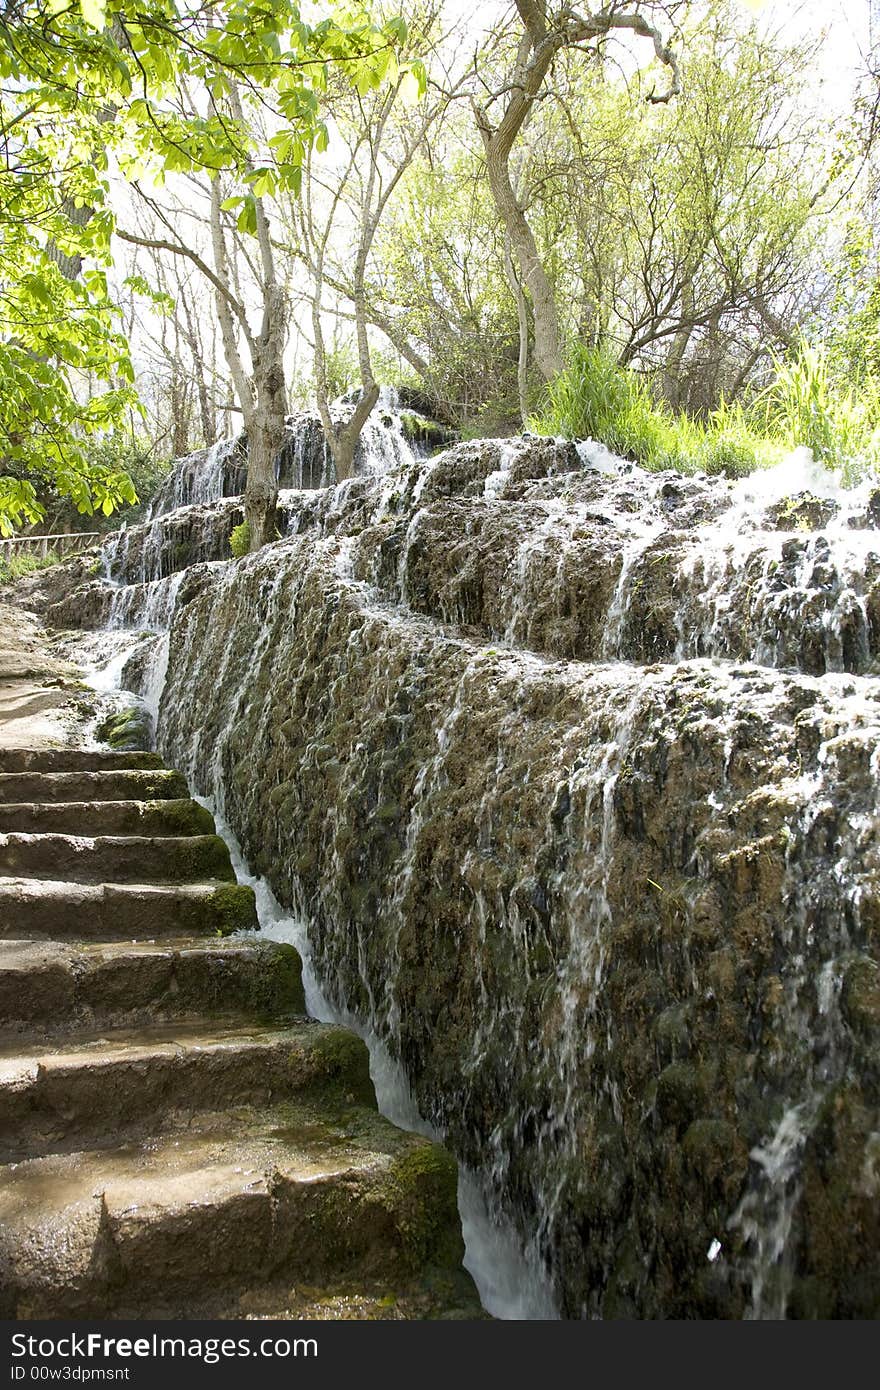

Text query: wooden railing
(0, 531), (103, 560)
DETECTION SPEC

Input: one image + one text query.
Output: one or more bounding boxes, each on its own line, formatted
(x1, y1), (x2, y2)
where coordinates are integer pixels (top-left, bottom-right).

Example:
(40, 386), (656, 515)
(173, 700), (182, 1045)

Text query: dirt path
(0, 604), (93, 749)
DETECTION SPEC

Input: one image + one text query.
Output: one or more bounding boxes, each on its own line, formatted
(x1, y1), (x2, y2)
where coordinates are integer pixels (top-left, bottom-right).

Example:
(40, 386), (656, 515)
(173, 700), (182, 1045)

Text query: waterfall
(75, 430), (880, 1319)
(148, 396), (429, 523)
(200, 799), (559, 1320)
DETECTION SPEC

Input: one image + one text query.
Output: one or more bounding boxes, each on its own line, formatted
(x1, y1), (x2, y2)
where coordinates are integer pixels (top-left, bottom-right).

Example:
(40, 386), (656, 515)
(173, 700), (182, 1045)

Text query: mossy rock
(309, 1028), (376, 1108)
(841, 956), (880, 1039)
(655, 1062), (709, 1128)
(249, 941), (305, 1017)
(681, 1118), (748, 1196)
(147, 798), (216, 837)
(203, 883), (259, 935)
(96, 706), (152, 752)
(379, 1141), (465, 1273)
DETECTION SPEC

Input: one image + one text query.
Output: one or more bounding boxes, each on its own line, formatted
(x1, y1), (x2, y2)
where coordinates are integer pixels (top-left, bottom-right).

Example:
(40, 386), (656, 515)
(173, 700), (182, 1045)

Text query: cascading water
(200, 799), (558, 1320)
(148, 396), (425, 524)
(150, 436), (248, 515)
(70, 426), (880, 1319)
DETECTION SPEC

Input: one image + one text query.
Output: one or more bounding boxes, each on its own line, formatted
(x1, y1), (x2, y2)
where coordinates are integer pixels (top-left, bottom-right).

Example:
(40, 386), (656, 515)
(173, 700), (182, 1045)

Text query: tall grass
(0, 547), (60, 585)
(752, 344), (880, 485)
(531, 342), (880, 484)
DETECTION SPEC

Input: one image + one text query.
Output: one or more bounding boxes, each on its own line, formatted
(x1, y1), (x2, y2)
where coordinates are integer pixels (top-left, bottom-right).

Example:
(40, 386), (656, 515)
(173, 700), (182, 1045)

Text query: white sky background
(450, 1), (870, 105)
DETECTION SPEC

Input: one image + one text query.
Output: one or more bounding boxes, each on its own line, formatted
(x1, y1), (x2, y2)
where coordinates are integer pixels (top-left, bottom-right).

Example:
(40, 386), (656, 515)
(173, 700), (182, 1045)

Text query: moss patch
(97, 706), (153, 752)
(204, 884), (258, 935)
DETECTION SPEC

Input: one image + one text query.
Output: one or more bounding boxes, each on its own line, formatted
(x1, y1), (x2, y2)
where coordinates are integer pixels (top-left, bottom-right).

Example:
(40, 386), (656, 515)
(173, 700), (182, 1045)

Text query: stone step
(0, 937), (305, 1043)
(0, 878), (257, 941)
(0, 749), (164, 775)
(0, 1020), (376, 1162)
(0, 769), (189, 805)
(0, 832), (236, 884)
(0, 1102), (470, 1318)
(0, 798), (215, 838)
(211, 1277), (482, 1322)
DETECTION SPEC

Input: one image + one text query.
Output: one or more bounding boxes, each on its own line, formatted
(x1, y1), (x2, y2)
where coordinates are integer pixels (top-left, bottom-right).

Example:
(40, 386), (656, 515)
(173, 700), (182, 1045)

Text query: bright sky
(752, 0), (870, 109)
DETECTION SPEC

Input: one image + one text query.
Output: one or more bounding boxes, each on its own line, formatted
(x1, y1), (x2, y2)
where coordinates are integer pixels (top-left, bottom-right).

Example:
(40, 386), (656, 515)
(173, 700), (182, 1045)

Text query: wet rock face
(105, 500), (245, 587)
(148, 395), (445, 520)
(151, 436), (249, 514)
(154, 436), (880, 1318)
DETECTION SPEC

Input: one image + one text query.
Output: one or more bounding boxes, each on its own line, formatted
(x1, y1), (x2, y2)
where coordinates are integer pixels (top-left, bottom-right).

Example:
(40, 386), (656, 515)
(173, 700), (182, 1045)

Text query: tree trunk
(504, 233), (531, 424)
(485, 143), (563, 382)
(330, 383), (381, 482)
(662, 282), (695, 409)
(245, 348), (285, 549)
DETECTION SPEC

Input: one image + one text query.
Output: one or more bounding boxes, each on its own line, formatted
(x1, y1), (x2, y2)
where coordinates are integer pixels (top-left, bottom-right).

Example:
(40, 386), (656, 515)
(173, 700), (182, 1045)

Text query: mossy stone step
(0, 743), (482, 1321)
(0, 937), (305, 1042)
(0, 1101), (472, 1319)
(0, 1019), (376, 1161)
(217, 1278), (483, 1321)
(0, 798), (216, 838)
(0, 750), (164, 774)
(0, 878), (257, 945)
(0, 769), (189, 805)
(0, 878), (257, 941)
(0, 832), (236, 885)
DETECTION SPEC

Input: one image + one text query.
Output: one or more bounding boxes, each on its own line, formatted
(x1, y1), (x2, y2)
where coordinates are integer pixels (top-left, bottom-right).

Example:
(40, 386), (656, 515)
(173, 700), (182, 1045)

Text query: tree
(514, 1), (838, 409)
(368, 134), (523, 428)
(284, 7), (443, 479)
(0, 0), (410, 541)
(472, 1), (683, 384)
(0, 12), (138, 533)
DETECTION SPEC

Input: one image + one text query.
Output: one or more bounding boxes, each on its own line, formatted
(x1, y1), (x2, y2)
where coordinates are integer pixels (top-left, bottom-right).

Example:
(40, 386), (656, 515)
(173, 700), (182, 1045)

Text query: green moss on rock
(146, 798), (216, 837)
(309, 1028), (376, 1108)
(97, 706), (153, 752)
(381, 1141), (464, 1273)
(204, 884), (258, 935)
(251, 941), (306, 1017)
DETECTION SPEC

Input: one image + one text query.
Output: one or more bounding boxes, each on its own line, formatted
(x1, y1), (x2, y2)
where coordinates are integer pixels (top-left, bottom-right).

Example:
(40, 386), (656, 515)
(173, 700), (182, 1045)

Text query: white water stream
(200, 800), (559, 1320)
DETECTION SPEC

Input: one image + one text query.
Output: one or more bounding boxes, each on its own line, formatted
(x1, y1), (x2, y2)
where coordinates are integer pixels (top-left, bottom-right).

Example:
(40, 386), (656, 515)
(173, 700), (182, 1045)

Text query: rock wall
(154, 438), (880, 1318)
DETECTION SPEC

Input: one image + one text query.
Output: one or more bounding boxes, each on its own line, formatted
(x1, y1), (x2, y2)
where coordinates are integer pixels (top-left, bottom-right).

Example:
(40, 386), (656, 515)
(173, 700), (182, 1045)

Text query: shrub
(0, 547), (60, 585)
(229, 520), (251, 558)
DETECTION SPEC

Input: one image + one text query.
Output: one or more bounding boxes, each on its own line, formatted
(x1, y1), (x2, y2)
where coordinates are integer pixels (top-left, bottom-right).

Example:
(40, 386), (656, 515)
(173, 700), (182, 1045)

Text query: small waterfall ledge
(48, 429), (880, 1319)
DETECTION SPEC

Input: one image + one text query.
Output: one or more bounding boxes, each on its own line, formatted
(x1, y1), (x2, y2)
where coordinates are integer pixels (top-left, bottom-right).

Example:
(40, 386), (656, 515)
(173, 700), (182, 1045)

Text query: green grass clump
(531, 341), (880, 485)
(752, 343), (880, 485)
(530, 344), (777, 478)
(0, 547), (60, 585)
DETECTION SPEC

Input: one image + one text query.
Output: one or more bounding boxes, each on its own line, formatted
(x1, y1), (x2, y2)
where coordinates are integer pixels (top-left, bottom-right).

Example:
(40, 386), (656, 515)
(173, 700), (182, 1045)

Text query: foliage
(752, 343), (880, 484)
(229, 520), (251, 557)
(531, 343), (776, 478)
(320, 337), (362, 403)
(0, 546), (60, 586)
(0, 1), (417, 534)
(359, 1), (842, 428)
(72, 433), (173, 528)
(0, 153), (140, 534)
(533, 339), (880, 484)
(371, 139), (523, 426)
(527, 1), (835, 407)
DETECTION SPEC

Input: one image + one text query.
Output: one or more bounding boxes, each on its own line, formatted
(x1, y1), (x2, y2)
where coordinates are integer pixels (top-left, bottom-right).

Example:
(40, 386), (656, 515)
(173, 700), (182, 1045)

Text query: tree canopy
(0, 1), (875, 538)
(0, 0), (416, 533)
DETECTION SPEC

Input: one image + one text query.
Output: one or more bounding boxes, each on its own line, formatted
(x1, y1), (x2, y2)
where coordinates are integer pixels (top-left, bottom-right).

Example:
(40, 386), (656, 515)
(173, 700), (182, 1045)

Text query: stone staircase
(0, 747), (479, 1320)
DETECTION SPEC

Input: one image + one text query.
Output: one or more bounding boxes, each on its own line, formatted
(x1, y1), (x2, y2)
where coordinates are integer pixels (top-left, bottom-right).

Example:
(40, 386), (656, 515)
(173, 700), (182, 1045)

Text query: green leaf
(398, 69), (421, 106)
(237, 195), (258, 235)
(79, 0), (107, 32)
